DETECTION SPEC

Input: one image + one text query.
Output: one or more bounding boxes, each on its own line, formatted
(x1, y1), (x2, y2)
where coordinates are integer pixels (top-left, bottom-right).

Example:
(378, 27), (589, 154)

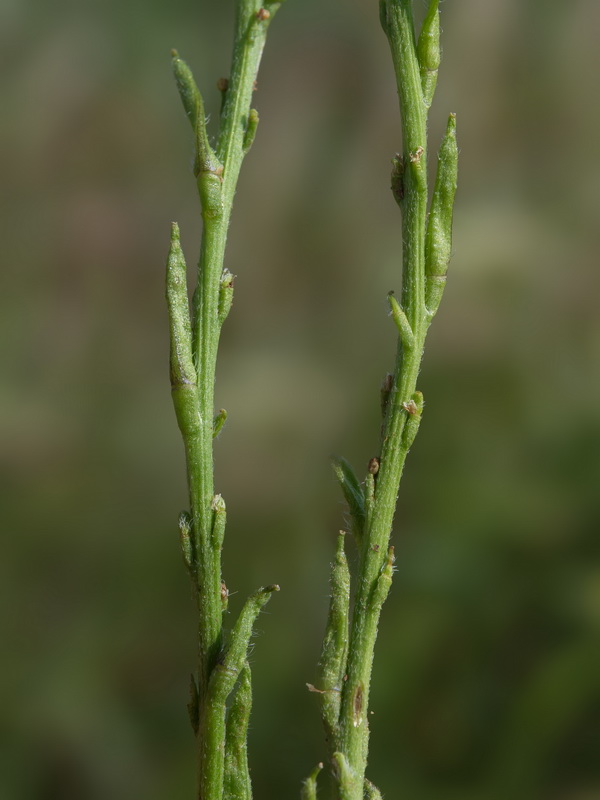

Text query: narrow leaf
(332, 457), (365, 544)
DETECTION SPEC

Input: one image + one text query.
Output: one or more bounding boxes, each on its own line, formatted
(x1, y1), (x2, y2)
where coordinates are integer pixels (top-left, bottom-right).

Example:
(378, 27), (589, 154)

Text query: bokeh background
(2, 0), (599, 798)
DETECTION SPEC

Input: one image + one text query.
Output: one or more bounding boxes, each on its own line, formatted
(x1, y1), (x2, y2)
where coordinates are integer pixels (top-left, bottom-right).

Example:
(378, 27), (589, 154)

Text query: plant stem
(317, 1), (458, 797)
(167, 3), (284, 799)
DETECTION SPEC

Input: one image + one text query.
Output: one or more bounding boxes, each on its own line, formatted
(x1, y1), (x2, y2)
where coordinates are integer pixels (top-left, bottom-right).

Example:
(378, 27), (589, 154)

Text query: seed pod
(243, 109), (259, 153)
(317, 532), (350, 741)
(390, 153), (404, 206)
(401, 391), (424, 451)
(178, 510), (194, 572)
(172, 51), (222, 177)
(166, 224), (201, 437)
(223, 663), (252, 800)
(213, 408), (228, 438)
(417, 0), (440, 108)
(211, 493), (227, 550)
(425, 113), (458, 316)
(209, 585), (280, 705)
(217, 270), (235, 326)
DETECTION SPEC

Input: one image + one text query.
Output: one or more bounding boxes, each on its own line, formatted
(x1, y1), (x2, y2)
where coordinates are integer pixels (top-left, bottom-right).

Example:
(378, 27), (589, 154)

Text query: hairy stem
(167, 3), (284, 799)
(314, 1), (458, 797)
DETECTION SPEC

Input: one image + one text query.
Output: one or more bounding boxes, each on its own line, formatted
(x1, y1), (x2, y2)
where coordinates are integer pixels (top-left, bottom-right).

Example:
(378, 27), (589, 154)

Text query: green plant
(166, 1), (456, 798)
(310, 2), (457, 797)
(166, 3), (284, 799)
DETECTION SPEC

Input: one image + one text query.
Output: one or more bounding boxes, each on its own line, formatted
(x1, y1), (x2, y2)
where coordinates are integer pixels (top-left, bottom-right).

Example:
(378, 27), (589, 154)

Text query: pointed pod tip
(170, 221), (180, 238)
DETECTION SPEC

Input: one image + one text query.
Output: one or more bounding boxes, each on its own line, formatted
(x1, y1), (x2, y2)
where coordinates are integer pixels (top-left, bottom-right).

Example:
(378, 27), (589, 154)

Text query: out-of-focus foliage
(1, 1), (599, 798)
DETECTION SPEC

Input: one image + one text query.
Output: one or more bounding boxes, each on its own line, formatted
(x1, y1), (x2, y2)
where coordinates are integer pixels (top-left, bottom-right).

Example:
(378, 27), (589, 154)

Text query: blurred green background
(2, 0), (599, 798)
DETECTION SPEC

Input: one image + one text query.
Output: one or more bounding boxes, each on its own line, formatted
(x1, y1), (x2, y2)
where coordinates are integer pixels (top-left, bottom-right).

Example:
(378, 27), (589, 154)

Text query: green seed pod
(217, 270), (235, 326)
(166, 224), (201, 437)
(209, 585), (279, 705)
(372, 546), (394, 611)
(242, 108), (259, 153)
(417, 0), (441, 108)
(172, 51), (222, 177)
(390, 153), (404, 207)
(223, 663), (252, 800)
(178, 510), (194, 572)
(317, 532), (350, 741)
(401, 391), (424, 451)
(198, 171), (224, 220)
(213, 408), (228, 438)
(425, 113), (458, 316)
(172, 50), (201, 129)
(211, 493), (227, 551)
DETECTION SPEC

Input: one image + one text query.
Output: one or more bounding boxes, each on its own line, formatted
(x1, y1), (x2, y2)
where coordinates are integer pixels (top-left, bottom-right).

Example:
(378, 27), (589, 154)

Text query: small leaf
(332, 457), (365, 544)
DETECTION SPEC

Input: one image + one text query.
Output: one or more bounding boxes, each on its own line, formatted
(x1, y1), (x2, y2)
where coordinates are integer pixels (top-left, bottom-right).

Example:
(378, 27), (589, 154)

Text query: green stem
(168, 4), (284, 800)
(321, 1), (457, 796)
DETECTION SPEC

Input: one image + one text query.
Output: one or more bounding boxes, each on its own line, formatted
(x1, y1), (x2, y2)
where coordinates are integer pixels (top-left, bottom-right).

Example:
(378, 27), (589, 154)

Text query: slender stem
(167, 3), (284, 800)
(318, 2), (457, 797)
